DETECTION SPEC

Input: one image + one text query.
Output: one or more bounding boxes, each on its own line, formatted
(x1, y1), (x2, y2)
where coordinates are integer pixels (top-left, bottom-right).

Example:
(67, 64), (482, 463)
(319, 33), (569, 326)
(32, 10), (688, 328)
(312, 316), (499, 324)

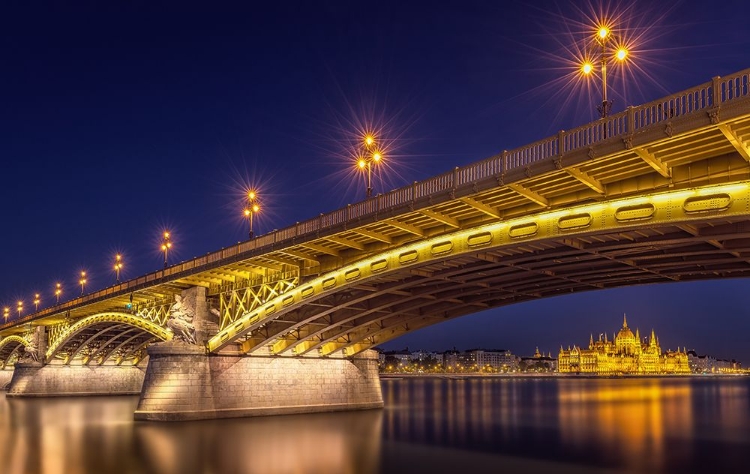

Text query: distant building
(558, 315), (690, 375)
(447, 349), (518, 372)
(520, 347), (557, 372)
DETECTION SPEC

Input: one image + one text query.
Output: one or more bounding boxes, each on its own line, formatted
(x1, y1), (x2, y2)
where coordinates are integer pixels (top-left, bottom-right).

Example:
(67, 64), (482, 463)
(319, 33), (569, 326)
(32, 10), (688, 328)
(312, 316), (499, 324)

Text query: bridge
(2, 69), (750, 420)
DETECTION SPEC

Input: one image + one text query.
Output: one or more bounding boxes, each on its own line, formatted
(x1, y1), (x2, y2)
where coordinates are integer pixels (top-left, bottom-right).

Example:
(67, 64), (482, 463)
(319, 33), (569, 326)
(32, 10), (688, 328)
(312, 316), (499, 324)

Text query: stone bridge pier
(135, 288), (383, 421)
(134, 345), (383, 421)
(0, 369), (13, 390)
(7, 325), (147, 397)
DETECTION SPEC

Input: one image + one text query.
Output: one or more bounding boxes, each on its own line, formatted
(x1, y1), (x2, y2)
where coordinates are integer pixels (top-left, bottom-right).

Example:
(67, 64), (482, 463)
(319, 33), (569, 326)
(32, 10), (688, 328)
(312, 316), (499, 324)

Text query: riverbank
(379, 372), (747, 379)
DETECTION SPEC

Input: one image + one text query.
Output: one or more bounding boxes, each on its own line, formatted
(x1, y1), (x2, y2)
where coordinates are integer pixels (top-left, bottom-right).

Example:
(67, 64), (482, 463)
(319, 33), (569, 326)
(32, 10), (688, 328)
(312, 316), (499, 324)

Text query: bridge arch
(46, 312), (172, 365)
(0, 335), (30, 369)
(208, 181), (750, 357)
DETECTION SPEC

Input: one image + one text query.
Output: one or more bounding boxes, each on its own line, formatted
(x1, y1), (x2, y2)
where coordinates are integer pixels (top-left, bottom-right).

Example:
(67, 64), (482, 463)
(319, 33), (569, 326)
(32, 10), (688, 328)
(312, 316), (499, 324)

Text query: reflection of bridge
(2, 69), (750, 420)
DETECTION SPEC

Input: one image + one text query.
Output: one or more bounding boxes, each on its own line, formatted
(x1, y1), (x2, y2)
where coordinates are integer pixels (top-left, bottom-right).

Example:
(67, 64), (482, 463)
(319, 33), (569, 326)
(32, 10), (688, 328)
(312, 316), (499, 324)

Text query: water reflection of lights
(558, 379), (693, 472)
(0, 395), (382, 474)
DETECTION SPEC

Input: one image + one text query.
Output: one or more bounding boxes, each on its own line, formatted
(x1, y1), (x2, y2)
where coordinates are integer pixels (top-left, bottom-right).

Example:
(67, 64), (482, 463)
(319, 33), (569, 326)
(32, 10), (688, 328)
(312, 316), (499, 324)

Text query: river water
(0, 376), (748, 474)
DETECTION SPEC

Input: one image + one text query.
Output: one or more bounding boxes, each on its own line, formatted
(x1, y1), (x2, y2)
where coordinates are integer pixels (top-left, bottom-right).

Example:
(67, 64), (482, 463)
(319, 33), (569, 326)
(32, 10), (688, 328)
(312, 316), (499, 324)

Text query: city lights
(79, 271), (87, 295)
(355, 132), (384, 198)
(244, 190), (261, 239)
(16, 300), (23, 317)
(161, 232), (172, 269)
(114, 254), (123, 284)
(54, 283), (62, 304)
(33, 293), (40, 312)
(579, 19), (632, 118)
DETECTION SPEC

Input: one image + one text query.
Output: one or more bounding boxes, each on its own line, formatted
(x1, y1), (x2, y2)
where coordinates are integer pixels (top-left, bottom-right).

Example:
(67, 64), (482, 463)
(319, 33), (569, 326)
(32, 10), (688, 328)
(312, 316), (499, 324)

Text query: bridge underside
(49, 323), (158, 366)
(233, 215), (750, 358)
(45, 313), (171, 366)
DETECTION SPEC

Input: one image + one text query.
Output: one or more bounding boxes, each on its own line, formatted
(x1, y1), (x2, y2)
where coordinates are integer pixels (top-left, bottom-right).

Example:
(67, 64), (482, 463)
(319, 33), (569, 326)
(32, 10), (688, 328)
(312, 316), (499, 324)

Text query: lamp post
(580, 23), (629, 119)
(356, 134), (383, 198)
(114, 254), (123, 284)
(79, 271), (87, 296)
(17, 301), (23, 318)
(34, 294), (40, 312)
(3, 307), (9, 322)
(244, 191), (261, 239)
(161, 232), (172, 269)
(55, 283), (62, 304)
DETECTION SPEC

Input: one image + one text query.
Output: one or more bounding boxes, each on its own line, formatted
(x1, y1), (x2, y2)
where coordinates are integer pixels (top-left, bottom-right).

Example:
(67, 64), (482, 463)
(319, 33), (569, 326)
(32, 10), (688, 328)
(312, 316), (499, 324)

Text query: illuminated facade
(558, 315), (690, 375)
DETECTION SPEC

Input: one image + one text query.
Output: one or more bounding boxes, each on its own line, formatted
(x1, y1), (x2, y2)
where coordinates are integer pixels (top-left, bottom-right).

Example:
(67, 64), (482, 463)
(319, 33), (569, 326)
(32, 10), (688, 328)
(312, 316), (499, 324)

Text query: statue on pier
(166, 294), (197, 345)
(21, 332), (40, 363)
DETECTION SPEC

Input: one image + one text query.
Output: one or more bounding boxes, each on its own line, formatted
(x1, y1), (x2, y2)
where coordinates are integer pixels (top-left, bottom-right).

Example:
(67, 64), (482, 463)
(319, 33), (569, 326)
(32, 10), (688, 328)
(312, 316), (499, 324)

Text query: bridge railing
(5, 68), (750, 330)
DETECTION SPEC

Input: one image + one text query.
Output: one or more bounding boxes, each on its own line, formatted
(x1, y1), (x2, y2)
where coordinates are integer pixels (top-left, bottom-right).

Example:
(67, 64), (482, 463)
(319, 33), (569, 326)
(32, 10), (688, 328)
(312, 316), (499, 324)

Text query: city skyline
(2, 1), (750, 362)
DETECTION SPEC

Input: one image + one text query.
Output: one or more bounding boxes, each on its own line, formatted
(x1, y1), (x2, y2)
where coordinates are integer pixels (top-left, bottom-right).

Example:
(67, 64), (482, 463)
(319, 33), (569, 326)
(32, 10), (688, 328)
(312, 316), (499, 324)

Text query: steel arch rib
(0, 335), (30, 352)
(0, 336), (30, 367)
(45, 312), (172, 363)
(207, 181), (750, 354)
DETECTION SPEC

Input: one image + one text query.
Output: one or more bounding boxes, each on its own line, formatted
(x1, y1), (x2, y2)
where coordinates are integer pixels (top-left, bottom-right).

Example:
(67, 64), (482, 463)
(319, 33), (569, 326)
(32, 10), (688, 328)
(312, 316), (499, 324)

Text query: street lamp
(33, 294), (40, 312)
(161, 231), (172, 269)
(114, 254), (123, 284)
(356, 133), (384, 198)
(3, 307), (9, 322)
(17, 301), (23, 318)
(55, 283), (62, 304)
(79, 271), (87, 295)
(580, 22), (629, 118)
(244, 191), (261, 239)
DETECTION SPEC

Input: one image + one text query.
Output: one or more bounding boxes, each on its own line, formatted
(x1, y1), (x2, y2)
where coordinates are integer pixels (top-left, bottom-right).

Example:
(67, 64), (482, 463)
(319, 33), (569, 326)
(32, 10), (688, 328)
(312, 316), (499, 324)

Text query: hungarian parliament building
(558, 315), (690, 374)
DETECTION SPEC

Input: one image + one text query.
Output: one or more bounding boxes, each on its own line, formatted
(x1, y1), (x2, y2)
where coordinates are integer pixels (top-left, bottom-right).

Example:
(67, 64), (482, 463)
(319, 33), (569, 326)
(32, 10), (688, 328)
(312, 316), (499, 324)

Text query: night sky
(2, 1), (750, 362)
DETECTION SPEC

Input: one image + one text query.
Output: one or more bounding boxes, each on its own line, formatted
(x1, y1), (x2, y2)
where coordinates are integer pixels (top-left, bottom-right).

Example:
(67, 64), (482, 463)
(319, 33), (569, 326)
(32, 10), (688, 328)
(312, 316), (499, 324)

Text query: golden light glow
(208, 180), (750, 354)
(372, 152), (382, 162)
(558, 316), (690, 375)
(252, 204), (260, 213)
(364, 134), (375, 147)
(598, 26), (610, 39)
(357, 159), (366, 169)
(163, 231), (170, 239)
(248, 190), (257, 200)
(581, 62), (594, 75)
(616, 48), (628, 61)
(243, 208), (251, 216)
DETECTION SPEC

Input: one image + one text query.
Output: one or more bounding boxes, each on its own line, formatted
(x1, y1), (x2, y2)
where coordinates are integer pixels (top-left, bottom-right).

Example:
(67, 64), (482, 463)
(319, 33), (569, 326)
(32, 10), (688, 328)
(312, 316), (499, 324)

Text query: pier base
(134, 344), (383, 421)
(0, 369), (13, 390)
(6, 362), (146, 397)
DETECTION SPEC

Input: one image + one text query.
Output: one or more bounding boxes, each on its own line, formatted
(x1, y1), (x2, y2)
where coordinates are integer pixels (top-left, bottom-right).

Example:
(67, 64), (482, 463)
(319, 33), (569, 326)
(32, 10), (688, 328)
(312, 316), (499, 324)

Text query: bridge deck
(2, 69), (750, 343)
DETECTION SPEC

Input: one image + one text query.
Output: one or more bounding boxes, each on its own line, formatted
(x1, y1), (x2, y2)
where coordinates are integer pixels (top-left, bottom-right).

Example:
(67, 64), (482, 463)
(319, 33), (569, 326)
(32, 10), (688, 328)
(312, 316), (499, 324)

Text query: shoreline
(379, 373), (747, 379)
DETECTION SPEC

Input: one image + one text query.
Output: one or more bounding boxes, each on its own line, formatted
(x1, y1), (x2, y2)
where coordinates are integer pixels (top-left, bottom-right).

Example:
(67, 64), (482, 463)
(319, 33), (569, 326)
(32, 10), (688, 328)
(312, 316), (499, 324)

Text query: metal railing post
(626, 106), (635, 133)
(712, 76), (722, 106)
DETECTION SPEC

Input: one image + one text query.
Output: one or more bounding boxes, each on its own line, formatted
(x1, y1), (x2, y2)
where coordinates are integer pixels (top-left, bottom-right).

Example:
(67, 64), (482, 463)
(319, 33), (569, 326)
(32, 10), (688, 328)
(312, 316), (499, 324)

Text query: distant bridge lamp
(580, 23), (630, 119)
(33, 293), (40, 312)
(16, 301), (23, 318)
(244, 190), (261, 239)
(3, 307), (9, 322)
(161, 232), (172, 269)
(114, 254), (123, 284)
(79, 271), (87, 295)
(356, 134), (384, 198)
(54, 283), (62, 304)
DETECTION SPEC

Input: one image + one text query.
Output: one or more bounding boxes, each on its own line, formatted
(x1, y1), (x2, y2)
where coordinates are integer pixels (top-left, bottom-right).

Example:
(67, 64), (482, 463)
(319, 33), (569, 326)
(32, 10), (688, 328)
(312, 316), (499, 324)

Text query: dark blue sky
(2, 1), (749, 361)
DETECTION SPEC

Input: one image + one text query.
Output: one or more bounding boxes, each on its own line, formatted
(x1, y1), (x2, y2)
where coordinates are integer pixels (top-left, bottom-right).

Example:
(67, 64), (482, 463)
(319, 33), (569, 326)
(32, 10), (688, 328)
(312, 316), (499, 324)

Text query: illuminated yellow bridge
(1, 69), (750, 420)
